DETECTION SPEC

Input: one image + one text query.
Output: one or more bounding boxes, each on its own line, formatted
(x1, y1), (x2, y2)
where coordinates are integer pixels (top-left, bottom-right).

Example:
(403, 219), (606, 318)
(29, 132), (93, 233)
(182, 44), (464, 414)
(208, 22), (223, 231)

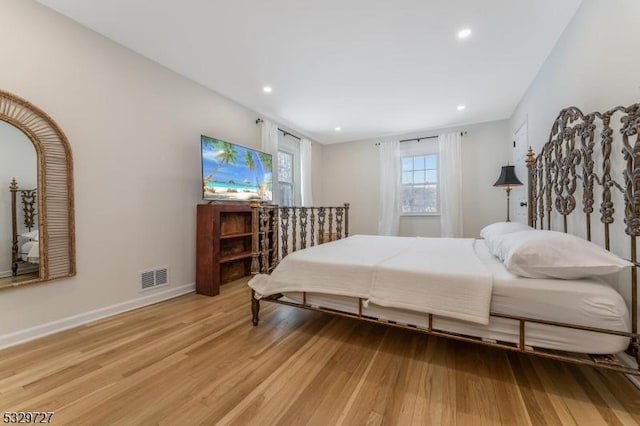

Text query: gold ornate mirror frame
(0, 89), (75, 288)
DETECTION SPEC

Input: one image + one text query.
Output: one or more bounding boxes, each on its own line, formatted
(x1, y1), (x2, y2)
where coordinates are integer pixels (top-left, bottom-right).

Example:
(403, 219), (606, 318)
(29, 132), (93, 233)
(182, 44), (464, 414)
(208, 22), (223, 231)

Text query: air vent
(141, 270), (155, 289)
(140, 267), (169, 290)
(155, 268), (168, 286)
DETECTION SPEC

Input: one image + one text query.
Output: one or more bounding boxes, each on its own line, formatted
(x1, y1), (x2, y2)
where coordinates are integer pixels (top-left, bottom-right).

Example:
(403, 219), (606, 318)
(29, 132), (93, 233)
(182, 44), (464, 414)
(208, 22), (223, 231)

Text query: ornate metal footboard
(249, 102), (640, 376)
(249, 202), (350, 324)
(249, 202), (350, 272)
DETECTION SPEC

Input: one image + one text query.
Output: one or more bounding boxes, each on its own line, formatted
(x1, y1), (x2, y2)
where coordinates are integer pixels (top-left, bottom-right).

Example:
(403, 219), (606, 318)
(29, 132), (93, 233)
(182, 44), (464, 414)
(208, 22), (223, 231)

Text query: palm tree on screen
(244, 150), (258, 186)
(204, 140), (238, 182)
(258, 152), (272, 170)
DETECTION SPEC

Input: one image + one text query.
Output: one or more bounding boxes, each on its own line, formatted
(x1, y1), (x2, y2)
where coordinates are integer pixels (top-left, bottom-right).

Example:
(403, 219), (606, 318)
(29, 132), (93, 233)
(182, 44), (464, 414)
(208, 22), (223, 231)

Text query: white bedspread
(250, 235), (414, 299)
(249, 235), (493, 324)
(371, 238), (493, 324)
(21, 241), (40, 264)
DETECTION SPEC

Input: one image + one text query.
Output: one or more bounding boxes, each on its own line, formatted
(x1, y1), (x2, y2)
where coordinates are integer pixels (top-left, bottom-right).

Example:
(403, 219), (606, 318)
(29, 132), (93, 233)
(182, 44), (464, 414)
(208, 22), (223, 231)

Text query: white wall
(319, 120), (511, 238)
(509, 0), (640, 235)
(0, 0), (322, 337)
(0, 123), (37, 274)
(510, 0), (640, 202)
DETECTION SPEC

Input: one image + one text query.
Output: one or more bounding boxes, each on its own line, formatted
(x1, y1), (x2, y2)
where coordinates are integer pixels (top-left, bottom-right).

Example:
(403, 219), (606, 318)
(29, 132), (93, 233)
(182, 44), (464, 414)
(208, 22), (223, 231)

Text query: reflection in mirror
(0, 89), (75, 290)
(0, 121), (39, 286)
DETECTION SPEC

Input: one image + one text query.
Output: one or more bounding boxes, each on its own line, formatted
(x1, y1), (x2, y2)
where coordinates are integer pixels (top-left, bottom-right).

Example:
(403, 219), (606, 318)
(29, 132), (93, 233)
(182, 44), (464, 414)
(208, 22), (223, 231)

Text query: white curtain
(438, 132), (463, 237)
(300, 138), (314, 206)
(378, 140), (400, 236)
(260, 119), (279, 202)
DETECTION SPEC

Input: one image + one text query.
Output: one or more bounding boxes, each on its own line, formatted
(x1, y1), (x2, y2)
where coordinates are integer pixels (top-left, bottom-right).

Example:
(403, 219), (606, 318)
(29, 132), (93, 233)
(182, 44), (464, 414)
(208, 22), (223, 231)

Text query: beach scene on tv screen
(201, 136), (273, 201)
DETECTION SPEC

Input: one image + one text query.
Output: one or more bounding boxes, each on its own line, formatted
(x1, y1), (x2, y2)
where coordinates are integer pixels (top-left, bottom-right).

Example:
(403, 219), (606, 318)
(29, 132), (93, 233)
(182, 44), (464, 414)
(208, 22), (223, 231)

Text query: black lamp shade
(493, 165), (523, 187)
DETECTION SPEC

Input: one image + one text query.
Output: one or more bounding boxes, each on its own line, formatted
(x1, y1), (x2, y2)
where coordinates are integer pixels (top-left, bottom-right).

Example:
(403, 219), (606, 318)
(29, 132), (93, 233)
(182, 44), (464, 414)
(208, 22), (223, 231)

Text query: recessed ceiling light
(263, 86), (272, 93)
(335, 127), (341, 131)
(457, 104), (466, 111)
(457, 28), (472, 39)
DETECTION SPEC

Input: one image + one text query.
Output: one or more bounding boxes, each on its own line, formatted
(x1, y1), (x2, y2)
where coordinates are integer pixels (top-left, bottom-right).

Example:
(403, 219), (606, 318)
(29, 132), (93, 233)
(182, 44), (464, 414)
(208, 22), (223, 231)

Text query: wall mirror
(0, 90), (75, 289)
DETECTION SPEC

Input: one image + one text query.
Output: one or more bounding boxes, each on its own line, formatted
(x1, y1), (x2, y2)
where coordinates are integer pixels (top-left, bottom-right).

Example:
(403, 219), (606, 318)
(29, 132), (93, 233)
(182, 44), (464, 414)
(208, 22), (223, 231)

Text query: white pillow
(480, 222), (532, 253)
(479, 221), (532, 239)
(20, 229), (39, 241)
(487, 230), (632, 279)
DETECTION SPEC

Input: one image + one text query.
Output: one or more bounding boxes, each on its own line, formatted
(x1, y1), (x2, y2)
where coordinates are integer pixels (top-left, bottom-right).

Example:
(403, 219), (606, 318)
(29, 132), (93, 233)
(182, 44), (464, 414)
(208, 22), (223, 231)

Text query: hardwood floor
(1, 277), (639, 425)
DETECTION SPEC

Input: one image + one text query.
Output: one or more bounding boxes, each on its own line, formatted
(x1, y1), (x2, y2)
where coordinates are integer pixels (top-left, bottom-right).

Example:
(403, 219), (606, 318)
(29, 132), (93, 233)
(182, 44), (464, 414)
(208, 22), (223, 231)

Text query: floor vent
(140, 267), (168, 290)
(155, 268), (168, 286)
(141, 271), (155, 289)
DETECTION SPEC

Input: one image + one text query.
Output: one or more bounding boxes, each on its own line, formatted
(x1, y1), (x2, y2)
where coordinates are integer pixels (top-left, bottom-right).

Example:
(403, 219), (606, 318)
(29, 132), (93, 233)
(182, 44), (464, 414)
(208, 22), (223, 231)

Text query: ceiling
(36, 0), (582, 144)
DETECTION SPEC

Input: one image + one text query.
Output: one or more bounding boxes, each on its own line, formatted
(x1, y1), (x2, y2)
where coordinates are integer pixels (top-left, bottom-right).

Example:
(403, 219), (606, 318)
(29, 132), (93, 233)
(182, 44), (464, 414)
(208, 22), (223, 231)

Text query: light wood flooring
(1, 278), (640, 425)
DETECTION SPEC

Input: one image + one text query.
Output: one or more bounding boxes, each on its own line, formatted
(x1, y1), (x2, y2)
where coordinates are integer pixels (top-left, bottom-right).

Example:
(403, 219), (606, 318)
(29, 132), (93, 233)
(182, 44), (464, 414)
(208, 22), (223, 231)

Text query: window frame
(277, 133), (301, 206)
(399, 141), (440, 217)
(277, 150), (295, 206)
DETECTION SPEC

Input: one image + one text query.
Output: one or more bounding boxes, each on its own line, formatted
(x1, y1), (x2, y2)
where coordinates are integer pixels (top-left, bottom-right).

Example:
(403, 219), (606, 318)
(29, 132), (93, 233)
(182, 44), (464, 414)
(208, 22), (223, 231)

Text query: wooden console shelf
(220, 251), (253, 263)
(196, 203), (275, 297)
(220, 232), (253, 239)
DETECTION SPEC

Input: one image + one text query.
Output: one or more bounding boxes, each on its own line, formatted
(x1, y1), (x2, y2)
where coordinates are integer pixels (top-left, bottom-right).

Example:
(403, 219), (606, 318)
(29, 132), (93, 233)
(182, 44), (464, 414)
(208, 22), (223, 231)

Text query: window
(278, 150), (294, 206)
(277, 132), (301, 206)
(401, 154), (438, 214)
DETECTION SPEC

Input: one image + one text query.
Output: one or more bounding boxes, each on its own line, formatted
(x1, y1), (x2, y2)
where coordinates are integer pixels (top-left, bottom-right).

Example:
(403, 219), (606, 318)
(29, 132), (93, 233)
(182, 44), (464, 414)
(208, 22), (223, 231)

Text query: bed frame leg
(627, 339), (640, 363)
(251, 290), (260, 326)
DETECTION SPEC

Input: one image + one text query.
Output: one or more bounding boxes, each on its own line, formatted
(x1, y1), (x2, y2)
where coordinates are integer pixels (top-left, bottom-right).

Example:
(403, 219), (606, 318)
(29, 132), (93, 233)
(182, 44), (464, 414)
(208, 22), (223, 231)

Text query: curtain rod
(255, 118), (302, 141)
(375, 131), (467, 146)
(400, 135), (438, 143)
(279, 129), (301, 141)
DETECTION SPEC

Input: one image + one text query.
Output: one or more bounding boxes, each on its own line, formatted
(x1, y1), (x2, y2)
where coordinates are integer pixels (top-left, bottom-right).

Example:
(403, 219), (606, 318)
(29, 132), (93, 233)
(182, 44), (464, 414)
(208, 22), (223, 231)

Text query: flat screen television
(201, 135), (273, 202)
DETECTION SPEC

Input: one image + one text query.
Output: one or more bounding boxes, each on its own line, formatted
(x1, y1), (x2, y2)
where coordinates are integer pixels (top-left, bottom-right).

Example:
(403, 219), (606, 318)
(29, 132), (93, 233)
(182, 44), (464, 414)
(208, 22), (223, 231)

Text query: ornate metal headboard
(526, 103), (640, 348)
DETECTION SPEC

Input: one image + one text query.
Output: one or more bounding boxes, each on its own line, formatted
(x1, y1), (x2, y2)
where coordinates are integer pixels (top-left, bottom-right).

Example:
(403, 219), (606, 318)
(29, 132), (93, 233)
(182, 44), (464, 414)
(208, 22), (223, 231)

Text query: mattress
(276, 239), (631, 354)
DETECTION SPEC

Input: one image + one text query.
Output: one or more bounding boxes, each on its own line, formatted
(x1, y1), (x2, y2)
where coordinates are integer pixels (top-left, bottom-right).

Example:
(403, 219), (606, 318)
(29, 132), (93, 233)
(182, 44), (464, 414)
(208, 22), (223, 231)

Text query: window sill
(400, 213), (440, 218)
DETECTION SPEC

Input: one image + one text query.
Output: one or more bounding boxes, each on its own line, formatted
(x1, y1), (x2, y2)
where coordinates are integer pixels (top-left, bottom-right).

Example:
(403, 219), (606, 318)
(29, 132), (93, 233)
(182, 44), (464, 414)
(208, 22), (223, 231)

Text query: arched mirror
(0, 123), (38, 283)
(0, 90), (75, 289)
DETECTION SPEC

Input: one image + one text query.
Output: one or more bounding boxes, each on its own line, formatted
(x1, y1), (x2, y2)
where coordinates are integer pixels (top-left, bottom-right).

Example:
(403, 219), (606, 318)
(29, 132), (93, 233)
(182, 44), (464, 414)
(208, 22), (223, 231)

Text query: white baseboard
(0, 282), (195, 350)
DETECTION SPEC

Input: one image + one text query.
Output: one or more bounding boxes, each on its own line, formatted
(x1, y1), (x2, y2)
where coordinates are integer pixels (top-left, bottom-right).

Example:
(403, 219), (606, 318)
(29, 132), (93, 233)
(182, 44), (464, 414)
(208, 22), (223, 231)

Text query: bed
(9, 178), (38, 276)
(248, 102), (640, 375)
(19, 240), (39, 264)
